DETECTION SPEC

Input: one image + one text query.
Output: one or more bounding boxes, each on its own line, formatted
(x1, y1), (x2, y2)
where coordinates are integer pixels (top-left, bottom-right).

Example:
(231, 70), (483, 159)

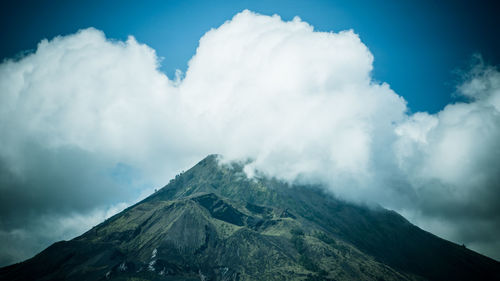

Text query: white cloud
(179, 11), (407, 199)
(393, 58), (500, 259)
(395, 59), (500, 194)
(0, 10), (499, 264)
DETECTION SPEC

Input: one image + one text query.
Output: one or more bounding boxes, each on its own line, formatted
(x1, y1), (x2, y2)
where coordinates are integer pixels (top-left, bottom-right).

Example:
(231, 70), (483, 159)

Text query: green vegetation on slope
(1, 155), (499, 281)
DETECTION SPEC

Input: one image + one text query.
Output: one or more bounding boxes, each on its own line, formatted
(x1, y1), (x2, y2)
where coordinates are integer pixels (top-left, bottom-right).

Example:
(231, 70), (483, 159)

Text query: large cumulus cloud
(0, 10), (499, 265)
(0, 28), (181, 266)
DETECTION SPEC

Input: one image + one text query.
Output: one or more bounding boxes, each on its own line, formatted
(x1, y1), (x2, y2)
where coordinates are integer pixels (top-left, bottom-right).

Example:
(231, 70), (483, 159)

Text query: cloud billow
(0, 10), (499, 264)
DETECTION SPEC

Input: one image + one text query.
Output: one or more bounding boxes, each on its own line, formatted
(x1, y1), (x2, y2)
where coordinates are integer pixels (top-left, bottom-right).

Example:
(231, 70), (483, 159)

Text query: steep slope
(1, 155), (499, 281)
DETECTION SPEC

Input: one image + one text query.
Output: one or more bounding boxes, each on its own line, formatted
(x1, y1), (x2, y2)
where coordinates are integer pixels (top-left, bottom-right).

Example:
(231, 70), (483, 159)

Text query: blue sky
(1, 0), (499, 113)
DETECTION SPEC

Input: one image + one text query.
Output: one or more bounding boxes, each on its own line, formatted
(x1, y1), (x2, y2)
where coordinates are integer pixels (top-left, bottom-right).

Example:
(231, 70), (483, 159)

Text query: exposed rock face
(1, 155), (499, 280)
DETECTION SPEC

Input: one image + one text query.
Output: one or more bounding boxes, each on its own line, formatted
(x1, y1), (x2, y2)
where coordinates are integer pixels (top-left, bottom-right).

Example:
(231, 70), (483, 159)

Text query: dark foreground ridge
(1, 155), (499, 280)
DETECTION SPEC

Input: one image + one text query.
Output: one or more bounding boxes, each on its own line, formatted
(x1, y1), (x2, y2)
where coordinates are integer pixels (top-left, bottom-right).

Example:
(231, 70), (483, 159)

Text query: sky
(0, 0), (499, 266)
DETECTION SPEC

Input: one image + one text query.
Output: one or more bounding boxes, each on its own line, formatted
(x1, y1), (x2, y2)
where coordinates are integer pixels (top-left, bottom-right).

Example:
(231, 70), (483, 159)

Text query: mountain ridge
(1, 155), (499, 281)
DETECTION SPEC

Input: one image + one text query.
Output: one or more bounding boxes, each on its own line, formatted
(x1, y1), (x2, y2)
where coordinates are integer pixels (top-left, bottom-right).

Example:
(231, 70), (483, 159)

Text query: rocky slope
(1, 155), (499, 281)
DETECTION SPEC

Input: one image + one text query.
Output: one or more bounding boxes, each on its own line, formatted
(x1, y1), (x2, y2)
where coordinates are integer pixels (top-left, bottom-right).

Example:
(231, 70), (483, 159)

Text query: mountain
(1, 155), (499, 281)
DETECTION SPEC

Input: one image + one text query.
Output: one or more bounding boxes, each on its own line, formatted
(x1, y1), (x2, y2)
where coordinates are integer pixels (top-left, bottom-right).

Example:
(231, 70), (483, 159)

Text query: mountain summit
(1, 155), (499, 281)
